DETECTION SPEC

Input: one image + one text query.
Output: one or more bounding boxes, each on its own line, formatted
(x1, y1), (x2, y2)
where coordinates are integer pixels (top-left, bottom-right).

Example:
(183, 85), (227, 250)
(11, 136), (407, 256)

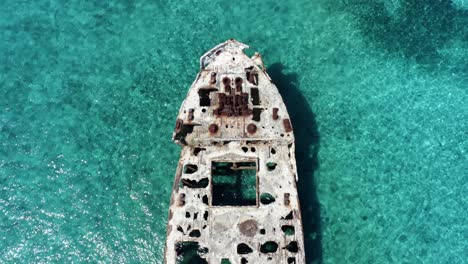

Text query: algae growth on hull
(1, 0), (466, 263)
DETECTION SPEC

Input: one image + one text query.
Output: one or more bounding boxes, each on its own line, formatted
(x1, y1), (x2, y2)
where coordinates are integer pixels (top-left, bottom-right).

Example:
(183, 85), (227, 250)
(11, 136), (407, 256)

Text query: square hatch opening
(211, 161), (257, 206)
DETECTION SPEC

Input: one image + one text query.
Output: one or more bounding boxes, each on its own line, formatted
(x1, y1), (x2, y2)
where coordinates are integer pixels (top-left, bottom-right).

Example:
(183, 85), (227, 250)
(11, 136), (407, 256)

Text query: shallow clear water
(1, 0), (467, 263)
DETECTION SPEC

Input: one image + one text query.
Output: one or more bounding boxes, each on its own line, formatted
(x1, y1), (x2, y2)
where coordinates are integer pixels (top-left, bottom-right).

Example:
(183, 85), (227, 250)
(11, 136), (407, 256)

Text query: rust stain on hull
(165, 39), (306, 264)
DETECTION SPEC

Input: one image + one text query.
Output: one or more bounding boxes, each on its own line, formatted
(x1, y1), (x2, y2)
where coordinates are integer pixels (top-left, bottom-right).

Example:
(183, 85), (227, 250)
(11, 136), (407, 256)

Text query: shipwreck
(165, 39), (305, 264)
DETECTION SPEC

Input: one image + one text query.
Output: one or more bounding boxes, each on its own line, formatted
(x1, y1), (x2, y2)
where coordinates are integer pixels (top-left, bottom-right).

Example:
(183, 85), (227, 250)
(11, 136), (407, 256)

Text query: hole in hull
(202, 195), (208, 205)
(198, 88), (217, 107)
(183, 164), (198, 174)
(284, 241), (299, 253)
(211, 161), (257, 206)
(193, 148), (205, 156)
(252, 108), (262, 121)
(260, 193), (275, 205)
(260, 241), (278, 253)
(180, 178), (209, 188)
(266, 162), (277, 171)
(189, 230), (201, 238)
(175, 242), (208, 264)
(281, 210), (294, 220)
(281, 225), (295, 236)
(237, 243), (253, 254)
(250, 88), (260, 105)
(174, 123), (199, 144)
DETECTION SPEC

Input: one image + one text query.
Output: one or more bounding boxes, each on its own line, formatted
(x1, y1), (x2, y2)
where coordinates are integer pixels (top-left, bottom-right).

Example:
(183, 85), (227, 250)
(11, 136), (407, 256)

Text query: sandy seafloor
(0, 0), (467, 263)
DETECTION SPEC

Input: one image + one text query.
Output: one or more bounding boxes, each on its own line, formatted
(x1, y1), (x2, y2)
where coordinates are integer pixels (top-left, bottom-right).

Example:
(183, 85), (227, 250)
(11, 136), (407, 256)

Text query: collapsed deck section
(165, 143), (305, 264)
(172, 39), (294, 146)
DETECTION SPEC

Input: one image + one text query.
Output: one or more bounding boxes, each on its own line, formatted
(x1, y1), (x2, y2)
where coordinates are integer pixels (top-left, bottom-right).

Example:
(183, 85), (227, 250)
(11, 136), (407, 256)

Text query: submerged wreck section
(165, 39), (305, 264)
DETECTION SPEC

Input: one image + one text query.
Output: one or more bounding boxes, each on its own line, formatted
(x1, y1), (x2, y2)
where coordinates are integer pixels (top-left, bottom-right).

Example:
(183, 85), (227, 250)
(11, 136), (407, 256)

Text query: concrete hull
(165, 40), (305, 264)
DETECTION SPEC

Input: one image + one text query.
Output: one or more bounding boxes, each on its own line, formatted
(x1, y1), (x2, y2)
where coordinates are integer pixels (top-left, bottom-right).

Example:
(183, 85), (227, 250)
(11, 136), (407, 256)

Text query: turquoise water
(1, 0), (467, 263)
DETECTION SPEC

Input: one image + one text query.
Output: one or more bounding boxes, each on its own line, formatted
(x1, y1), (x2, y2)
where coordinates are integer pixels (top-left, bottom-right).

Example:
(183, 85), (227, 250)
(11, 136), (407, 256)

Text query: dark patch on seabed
(336, 0), (468, 75)
(268, 64), (322, 263)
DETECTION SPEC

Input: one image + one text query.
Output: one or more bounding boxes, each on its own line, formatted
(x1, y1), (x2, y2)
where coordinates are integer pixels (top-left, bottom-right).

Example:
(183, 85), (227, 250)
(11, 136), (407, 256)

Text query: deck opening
(284, 241), (299, 253)
(260, 241), (278, 253)
(281, 225), (295, 236)
(250, 88), (260, 105)
(241, 258), (248, 264)
(282, 210), (294, 220)
(202, 195), (208, 205)
(221, 259), (232, 264)
(183, 164), (198, 174)
(266, 162), (277, 171)
(193, 147), (206, 156)
(189, 229), (201, 237)
(174, 122), (200, 144)
(252, 108), (262, 121)
(175, 241), (208, 264)
(211, 161), (257, 206)
(198, 88), (217, 106)
(287, 257), (296, 264)
(246, 70), (258, 85)
(177, 226), (184, 234)
(237, 243), (253, 254)
(180, 178), (209, 189)
(260, 193), (275, 205)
